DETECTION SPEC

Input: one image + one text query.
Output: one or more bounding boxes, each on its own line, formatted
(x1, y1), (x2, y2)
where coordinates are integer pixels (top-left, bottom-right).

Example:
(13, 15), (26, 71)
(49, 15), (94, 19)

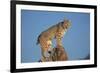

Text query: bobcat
(37, 19), (71, 62)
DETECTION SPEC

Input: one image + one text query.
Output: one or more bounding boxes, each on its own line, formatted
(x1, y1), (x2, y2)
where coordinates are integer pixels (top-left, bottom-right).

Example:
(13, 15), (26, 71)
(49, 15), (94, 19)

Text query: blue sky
(21, 10), (90, 63)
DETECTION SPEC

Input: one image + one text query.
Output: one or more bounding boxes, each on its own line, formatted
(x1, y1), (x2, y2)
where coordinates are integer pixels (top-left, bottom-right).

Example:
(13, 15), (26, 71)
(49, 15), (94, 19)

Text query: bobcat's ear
(63, 17), (67, 22)
(63, 18), (68, 24)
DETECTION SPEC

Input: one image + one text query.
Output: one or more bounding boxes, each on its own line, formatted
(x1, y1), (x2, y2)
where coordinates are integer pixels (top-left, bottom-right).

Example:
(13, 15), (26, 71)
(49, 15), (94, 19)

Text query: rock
(52, 45), (68, 61)
(38, 45), (68, 62)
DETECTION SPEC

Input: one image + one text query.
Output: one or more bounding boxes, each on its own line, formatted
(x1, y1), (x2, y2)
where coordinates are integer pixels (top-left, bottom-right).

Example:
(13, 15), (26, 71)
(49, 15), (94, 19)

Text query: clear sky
(21, 9), (90, 63)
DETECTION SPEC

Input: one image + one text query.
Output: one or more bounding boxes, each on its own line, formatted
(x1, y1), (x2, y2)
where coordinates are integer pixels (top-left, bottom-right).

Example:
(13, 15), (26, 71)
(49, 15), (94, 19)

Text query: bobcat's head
(63, 19), (71, 29)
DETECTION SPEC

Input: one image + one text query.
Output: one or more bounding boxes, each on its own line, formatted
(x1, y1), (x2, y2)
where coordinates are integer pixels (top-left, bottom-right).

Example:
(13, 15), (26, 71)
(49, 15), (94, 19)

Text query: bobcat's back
(36, 24), (58, 45)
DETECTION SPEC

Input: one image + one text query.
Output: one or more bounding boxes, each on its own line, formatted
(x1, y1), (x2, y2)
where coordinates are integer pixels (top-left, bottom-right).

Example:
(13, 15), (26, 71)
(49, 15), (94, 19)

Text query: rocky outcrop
(39, 45), (68, 62)
(52, 45), (68, 61)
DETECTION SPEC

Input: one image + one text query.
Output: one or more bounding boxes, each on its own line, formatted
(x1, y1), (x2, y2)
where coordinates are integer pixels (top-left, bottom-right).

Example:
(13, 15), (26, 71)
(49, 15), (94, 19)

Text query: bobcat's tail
(36, 34), (41, 45)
